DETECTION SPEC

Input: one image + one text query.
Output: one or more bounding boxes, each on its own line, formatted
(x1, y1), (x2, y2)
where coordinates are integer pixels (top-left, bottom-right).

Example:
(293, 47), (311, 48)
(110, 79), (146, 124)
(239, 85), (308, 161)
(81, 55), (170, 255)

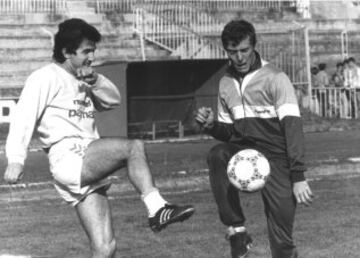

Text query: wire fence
(133, 5), (310, 91)
(95, 0), (297, 13)
(311, 87), (360, 119)
(0, 0), (66, 13)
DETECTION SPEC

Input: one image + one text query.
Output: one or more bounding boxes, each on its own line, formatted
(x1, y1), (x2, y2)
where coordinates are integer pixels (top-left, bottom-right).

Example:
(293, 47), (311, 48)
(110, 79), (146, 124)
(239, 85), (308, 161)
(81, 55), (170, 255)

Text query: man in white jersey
(4, 18), (194, 258)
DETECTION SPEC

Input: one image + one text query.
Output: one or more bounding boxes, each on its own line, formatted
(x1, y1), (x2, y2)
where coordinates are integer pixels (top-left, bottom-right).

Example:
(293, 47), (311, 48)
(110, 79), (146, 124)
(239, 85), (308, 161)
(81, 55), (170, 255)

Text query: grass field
(1, 130), (360, 257)
(2, 130), (360, 185)
(1, 176), (360, 258)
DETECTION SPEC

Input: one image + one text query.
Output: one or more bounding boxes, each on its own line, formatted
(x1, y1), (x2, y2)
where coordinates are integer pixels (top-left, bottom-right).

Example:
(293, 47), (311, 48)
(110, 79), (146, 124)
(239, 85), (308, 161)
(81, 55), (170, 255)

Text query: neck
(56, 61), (77, 77)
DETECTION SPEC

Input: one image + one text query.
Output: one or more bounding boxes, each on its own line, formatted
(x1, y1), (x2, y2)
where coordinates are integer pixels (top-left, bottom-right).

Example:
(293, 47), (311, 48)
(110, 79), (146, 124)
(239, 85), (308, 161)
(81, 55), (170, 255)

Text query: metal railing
(128, 120), (185, 140)
(341, 30), (360, 61)
(133, 7), (226, 59)
(0, 0), (66, 13)
(95, 0), (298, 13)
(311, 87), (360, 119)
(0, 0), (300, 14)
(133, 5), (310, 90)
(96, 0), (133, 13)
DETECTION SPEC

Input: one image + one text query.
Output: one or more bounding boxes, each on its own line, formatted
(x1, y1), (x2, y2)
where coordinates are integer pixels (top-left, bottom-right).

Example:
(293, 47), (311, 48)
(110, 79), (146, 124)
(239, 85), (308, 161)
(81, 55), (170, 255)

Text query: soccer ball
(227, 149), (270, 192)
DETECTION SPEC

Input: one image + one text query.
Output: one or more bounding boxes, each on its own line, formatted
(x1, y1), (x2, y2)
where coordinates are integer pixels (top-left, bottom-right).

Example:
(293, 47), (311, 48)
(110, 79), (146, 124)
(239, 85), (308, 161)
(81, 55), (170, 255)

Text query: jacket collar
(226, 51), (262, 81)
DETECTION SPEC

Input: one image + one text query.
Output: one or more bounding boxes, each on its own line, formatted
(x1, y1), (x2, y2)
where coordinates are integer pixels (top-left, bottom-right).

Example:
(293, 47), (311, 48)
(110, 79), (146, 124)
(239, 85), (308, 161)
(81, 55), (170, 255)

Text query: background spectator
(332, 61), (350, 117)
(332, 62), (344, 87)
(343, 59), (351, 88)
(314, 63), (330, 116)
(347, 57), (360, 117)
(347, 57), (360, 88)
(311, 66), (319, 88)
(316, 63), (329, 88)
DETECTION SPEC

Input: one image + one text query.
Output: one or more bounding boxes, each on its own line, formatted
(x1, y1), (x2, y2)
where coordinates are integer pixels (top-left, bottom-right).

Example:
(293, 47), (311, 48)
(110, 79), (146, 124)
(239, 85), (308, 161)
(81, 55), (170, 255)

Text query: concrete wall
(310, 0), (360, 20)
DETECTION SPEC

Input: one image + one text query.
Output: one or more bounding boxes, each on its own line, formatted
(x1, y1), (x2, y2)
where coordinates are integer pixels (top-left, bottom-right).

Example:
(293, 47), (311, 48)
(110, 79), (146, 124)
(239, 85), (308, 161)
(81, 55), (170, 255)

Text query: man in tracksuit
(195, 20), (313, 258)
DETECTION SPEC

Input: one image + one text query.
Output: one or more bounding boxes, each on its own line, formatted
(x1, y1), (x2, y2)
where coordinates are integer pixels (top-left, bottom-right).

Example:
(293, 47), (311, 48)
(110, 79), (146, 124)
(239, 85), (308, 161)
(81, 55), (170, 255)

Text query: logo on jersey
(254, 108), (271, 114)
(69, 98), (95, 119)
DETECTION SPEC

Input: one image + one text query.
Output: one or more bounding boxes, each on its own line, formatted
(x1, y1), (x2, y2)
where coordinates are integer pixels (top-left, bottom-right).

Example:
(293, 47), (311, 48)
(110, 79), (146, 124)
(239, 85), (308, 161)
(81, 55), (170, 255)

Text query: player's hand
(4, 163), (24, 184)
(195, 107), (215, 129)
(293, 180), (313, 206)
(76, 66), (98, 86)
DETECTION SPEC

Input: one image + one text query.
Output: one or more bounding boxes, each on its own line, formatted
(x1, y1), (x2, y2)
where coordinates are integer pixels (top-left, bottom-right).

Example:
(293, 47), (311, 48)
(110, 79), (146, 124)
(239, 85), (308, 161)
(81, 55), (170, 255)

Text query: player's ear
(62, 48), (71, 59)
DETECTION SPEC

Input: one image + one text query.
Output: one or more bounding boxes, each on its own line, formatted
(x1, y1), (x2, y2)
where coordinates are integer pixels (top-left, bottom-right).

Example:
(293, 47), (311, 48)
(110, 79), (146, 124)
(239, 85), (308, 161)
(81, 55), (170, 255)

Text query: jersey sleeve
(6, 72), (56, 165)
(273, 72), (306, 182)
(90, 74), (121, 111)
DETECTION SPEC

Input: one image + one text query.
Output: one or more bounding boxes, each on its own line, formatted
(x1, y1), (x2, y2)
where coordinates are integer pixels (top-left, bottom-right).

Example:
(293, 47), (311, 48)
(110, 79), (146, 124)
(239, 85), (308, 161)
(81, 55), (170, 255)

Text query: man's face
(349, 61), (356, 69)
(225, 37), (255, 74)
(337, 65), (343, 73)
(64, 38), (96, 73)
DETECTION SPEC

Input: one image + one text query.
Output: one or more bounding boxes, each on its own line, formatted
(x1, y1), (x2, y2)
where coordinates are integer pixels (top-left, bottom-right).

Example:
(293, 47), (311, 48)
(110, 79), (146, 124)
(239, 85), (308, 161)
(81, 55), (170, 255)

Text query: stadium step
(0, 10), (174, 96)
(0, 46), (167, 61)
(0, 23), (135, 37)
(0, 33), (141, 48)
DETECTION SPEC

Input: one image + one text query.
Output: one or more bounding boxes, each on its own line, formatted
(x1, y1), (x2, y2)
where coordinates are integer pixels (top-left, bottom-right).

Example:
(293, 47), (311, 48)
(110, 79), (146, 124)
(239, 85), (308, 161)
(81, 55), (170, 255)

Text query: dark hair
(336, 62), (343, 68)
(53, 18), (101, 63)
(221, 20), (257, 49)
(311, 66), (319, 75)
(348, 57), (356, 63)
(318, 63), (326, 71)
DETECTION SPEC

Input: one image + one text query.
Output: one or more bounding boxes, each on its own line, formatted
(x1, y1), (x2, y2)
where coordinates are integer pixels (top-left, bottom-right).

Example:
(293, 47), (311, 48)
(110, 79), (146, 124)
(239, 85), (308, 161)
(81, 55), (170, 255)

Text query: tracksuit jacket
(206, 52), (306, 182)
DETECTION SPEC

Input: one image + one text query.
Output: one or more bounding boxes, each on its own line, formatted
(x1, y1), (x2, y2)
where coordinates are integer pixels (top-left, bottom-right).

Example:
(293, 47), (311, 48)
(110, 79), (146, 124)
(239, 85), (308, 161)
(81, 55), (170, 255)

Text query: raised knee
(130, 139), (145, 154)
(207, 144), (232, 165)
(92, 238), (117, 258)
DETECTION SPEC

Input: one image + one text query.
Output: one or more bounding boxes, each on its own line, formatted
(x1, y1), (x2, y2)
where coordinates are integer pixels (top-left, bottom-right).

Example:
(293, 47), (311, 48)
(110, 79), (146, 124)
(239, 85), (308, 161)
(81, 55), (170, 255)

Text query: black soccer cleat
(149, 204), (195, 232)
(228, 231), (253, 258)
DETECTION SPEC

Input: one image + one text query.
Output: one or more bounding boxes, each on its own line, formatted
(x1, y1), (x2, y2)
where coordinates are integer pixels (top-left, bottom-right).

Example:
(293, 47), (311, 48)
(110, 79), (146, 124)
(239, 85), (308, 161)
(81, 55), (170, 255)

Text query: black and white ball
(227, 149), (270, 192)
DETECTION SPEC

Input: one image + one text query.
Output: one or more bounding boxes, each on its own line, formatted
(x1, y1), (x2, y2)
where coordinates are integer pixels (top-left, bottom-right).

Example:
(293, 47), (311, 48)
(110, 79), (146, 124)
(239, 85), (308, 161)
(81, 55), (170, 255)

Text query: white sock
(227, 226), (246, 236)
(142, 189), (167, 217)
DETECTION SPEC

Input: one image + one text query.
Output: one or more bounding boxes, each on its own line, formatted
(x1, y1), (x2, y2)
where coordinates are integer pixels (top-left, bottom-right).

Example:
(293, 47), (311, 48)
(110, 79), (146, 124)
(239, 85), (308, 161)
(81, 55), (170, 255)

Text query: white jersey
(6, 63), (121, 165)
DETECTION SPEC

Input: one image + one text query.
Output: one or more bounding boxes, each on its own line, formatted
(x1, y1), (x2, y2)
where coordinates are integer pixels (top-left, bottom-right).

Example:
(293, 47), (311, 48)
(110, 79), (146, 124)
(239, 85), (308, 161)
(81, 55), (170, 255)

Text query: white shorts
(47, 137), (111, 206)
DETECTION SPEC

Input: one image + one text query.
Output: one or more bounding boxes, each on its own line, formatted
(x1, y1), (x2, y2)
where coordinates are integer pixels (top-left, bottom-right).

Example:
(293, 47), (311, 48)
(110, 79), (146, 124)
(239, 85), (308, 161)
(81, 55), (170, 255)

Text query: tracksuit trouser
(207, 142), (298, 258)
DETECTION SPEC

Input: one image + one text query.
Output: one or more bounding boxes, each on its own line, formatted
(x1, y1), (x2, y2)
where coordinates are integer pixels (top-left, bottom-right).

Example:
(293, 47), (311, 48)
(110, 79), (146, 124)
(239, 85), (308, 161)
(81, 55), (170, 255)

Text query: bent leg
(262, 159), (298, 258)
(207, 143), (245, 226)
(81, 137), (156, 195)
(75, 188), (116, 258)
(81, 137), (194, 229)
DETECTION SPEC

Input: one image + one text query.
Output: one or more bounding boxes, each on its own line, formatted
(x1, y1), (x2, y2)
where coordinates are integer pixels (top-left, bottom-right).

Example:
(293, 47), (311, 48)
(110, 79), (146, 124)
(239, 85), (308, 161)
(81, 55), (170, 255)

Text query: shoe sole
(155, 207), (195, 232)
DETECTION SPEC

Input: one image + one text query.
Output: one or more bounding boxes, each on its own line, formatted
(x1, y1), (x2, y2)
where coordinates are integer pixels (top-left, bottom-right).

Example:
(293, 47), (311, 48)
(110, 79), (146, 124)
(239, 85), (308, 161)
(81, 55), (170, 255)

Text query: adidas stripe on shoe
(149, 204), (195, 232)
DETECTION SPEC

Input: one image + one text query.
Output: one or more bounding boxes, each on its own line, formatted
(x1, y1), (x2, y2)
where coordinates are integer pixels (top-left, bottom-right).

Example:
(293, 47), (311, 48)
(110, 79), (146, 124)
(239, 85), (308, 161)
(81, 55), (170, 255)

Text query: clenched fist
(76, 66), (98, 85)
(195, 107), (215, 129)
(4, 163), (24, 184)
